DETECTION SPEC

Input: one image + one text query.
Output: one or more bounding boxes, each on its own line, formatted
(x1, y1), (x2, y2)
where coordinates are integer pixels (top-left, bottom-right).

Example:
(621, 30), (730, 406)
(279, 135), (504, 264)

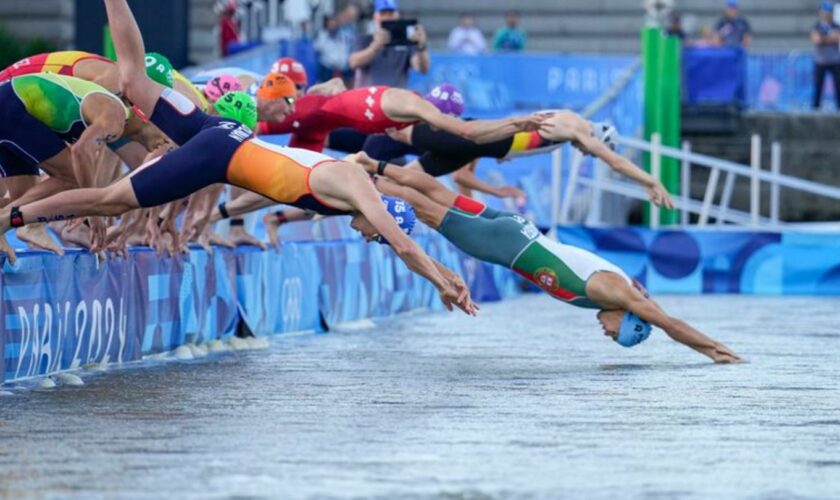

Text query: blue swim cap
(376, 196), (416, 245)
(821, 1), (834, 13)
(615, 312), (652, 347)
(726, 0), (739, 8)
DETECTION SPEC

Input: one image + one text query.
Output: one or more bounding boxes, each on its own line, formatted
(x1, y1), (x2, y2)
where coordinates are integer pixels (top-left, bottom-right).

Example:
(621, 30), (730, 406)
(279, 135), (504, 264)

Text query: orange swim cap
(257, 73), (296, 100)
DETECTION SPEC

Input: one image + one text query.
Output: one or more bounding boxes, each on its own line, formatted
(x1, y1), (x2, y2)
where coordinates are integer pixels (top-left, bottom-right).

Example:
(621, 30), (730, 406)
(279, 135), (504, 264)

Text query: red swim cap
(270, 57), (308, 86)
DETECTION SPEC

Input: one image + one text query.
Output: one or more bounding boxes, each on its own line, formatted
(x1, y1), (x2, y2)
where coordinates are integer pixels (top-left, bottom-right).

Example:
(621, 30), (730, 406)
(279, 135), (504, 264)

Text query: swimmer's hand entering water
(432, 259), (479, 316)
(587, 272), (744, 363)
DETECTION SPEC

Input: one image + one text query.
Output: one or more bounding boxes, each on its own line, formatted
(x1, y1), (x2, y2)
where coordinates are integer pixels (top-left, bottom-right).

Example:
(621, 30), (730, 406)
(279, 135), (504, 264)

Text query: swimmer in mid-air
(373, 108), (675, 209)
(347, 152), (742, 363)
(0, 0), (476, 316)
(255, 74), (544, 152)
(212, 91), (675, 248)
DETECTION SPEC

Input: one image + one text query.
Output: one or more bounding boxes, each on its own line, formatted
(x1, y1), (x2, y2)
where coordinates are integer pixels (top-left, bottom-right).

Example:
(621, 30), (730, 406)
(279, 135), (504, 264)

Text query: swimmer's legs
(4, 175), (39, 201)
(227, 186), (266, 249)
(381, 89), (540, 144)
(0, 176), (140, 231)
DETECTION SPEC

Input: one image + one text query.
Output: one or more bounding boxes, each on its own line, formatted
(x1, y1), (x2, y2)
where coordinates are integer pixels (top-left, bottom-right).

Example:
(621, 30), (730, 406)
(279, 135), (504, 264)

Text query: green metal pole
(660, 35), (682, 225)
(641, 27), (662, 226)
(103, 25), (116, 61)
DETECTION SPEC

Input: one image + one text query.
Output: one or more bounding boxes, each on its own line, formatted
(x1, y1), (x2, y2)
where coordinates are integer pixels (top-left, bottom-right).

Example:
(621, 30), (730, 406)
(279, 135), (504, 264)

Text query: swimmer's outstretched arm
(209, 191), (277, 222)
(103, 0), (165, 115)
(587, 273), (743, 364)
(353, 153), (457, 208)
(314, 163), (469, 313)
(306, 78), (346, 96)
(429, 112), (543, 145)
(540, 112), (674, 209)
(396, 94), (543, 144)
(579, 133), (674, 210)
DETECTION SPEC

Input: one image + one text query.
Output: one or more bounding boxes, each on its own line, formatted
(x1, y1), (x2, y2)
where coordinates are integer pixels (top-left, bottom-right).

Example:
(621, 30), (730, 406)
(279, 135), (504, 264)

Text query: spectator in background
(349, 0), (429, 88)
(714, 0), (751, 48)
(316, 15), (353, 83)
(812, 1), (840, 110)
(666, 12), (686, 41)
(493, 11), (526, 51)
(692, 26), (718, 48)
(337, 2), (361, 43)
(448, 13), (487, 55)
(219, 1), (240, 57)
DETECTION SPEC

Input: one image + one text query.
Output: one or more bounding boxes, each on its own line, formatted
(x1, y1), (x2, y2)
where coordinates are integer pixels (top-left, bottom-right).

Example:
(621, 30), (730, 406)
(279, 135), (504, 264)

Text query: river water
(1, 295), (839, 499)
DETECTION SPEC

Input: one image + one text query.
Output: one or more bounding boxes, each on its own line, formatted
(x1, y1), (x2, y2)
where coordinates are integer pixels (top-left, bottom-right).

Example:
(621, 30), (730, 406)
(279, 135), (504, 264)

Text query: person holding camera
(349, 0), (429, 88)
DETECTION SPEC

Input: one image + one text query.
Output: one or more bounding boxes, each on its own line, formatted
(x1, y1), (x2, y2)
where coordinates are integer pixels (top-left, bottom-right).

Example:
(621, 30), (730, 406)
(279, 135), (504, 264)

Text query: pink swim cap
(204, 74), (243, 103)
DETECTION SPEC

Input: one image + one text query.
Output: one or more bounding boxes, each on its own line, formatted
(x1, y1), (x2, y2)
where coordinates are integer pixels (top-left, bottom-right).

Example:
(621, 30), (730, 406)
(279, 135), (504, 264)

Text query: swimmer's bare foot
(17, 224), (64, 257)
(229, 226), (267, 250)
(206, 231), (235, 249)
(125, 231), (145, 247)
(193, 231), (214, 255)
(262, 212), (283, 250)
(0, 232), (17, 265)
(60, 224), (93, 249)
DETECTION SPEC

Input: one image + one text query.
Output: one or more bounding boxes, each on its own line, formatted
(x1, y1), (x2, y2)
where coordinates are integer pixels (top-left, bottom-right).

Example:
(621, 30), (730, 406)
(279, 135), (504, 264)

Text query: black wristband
(377, 160), (388, 176)
(230, 218), (245, 227)
(10, 207), (24, 228)
(217, 202), (230, 220)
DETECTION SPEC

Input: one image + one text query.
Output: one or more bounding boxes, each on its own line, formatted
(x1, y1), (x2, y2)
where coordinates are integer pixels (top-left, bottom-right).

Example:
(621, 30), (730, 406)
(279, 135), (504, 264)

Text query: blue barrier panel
(408, 53), (639, 113)
(186, 45), (826, 112)
(5, 226), (840, 382)
(683, 47), (746, 105)
(2, 252), (143, 382)
(746, 52), (836, 111)
(557, 226), (840, 295)
(0, 235), (522, 384)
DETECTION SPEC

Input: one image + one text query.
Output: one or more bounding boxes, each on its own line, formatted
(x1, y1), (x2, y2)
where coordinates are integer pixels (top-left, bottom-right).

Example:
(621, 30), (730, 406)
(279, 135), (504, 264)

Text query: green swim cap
(214, 91), (258, 130)
(145, 52), (174, 88)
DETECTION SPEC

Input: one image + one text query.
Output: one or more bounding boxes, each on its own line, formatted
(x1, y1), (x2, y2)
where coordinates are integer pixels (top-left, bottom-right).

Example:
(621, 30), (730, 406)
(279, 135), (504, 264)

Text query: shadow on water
(597, 362), (710, 372)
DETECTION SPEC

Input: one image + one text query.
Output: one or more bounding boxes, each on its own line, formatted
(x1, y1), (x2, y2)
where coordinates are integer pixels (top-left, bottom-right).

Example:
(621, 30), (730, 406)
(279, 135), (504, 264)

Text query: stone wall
(684, 113), (840, 222)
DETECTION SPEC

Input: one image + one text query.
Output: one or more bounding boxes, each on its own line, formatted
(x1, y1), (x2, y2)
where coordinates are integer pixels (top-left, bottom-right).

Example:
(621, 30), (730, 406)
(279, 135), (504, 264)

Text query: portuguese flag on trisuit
(511, 242), (600, 309)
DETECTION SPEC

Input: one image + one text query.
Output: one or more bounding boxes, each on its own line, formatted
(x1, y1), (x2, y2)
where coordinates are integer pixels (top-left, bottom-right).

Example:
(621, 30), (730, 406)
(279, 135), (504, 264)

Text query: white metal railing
(547, 59), (642, 239)
(555, 131), (840, 232)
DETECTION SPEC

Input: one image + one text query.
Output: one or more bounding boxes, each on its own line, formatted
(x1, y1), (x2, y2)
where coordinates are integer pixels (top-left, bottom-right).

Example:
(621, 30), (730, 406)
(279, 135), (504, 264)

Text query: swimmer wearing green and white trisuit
(349, 152), (742, 364)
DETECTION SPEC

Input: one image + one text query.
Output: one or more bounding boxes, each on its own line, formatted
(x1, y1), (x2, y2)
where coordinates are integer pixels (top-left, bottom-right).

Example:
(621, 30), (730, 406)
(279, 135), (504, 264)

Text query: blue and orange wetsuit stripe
(0, 51), (112, 83)
(129, 87), (348, 215)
